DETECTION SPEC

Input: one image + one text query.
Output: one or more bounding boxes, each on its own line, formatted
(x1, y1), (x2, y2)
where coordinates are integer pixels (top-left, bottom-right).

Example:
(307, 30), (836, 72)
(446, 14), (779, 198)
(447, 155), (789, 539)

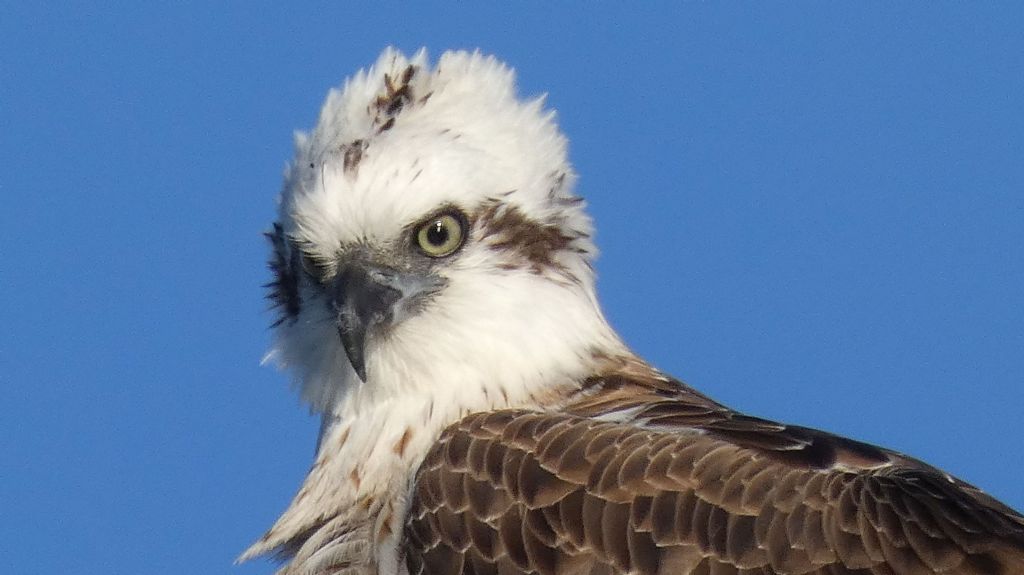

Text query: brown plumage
(405, 366), (1024, 575)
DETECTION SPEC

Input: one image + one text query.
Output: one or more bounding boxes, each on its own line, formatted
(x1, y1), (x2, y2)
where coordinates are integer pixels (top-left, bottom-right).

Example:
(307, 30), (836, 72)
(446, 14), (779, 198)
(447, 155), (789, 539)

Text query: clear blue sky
(2, 4), (1022, 574)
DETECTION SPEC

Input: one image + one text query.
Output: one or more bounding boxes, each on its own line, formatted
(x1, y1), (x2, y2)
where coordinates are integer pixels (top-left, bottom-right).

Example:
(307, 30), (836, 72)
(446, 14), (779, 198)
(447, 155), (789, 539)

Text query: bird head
(266, 49), (626, 414)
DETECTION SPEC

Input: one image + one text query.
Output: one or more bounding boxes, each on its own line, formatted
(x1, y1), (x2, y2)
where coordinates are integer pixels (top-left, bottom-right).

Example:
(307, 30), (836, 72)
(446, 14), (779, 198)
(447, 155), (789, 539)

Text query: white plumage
(242, 49), (1024, 575)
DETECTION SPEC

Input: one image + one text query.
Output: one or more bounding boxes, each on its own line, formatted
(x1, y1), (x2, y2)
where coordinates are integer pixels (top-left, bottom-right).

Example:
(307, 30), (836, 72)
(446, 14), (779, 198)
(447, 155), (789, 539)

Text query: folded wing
(405, 376), (1024, 575)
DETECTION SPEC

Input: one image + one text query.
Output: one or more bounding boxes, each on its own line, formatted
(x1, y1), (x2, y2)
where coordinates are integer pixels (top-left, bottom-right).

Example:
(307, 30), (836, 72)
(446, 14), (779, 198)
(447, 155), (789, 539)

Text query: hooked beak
(331, 263), (403, 382)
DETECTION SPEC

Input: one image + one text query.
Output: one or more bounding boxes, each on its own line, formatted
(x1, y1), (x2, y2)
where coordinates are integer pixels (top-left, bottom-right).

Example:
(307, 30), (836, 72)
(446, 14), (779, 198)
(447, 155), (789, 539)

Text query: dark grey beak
(332, 263), (403, 382)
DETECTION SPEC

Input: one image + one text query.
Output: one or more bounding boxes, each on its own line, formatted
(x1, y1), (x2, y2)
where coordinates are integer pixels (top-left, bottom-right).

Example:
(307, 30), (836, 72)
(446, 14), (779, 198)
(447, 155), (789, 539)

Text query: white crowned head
(266, 48), (626, 415)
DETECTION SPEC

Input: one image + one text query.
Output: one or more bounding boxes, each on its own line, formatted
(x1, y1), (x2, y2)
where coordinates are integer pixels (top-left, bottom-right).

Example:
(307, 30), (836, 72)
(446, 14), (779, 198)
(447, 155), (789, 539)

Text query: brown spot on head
(373, 64), (417, 130)
(349, 466), (361, 490)
(475, 199), (589, 279)
(341, 139), (368, 174)
(377, 117), (395, 134)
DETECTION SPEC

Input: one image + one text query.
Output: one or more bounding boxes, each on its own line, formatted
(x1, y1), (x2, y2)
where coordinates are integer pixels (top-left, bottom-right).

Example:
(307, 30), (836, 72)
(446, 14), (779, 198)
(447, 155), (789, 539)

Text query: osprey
(241, 49), (1024, 575)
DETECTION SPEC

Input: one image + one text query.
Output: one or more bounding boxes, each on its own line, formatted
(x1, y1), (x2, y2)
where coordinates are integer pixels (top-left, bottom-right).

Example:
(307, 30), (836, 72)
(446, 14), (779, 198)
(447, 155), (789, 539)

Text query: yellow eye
(416, 212), (466, 257)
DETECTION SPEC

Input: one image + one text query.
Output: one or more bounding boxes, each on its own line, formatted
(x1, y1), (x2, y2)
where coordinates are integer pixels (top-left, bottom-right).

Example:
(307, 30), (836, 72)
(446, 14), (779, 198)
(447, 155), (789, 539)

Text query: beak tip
(339, 323), (369, 383)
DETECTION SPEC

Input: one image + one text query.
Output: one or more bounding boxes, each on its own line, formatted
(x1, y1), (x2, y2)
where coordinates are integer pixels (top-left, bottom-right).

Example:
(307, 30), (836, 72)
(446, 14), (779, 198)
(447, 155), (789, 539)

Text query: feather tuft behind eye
(265, 223), (302, 326)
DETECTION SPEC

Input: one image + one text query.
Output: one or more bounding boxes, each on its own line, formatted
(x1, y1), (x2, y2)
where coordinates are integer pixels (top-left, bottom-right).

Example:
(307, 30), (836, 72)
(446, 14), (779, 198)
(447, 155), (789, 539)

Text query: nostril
(368, 268), (397, 283)
(376, 284), (401, 309)
(358, 283), (400, 324)
(332, 263), (405, 325)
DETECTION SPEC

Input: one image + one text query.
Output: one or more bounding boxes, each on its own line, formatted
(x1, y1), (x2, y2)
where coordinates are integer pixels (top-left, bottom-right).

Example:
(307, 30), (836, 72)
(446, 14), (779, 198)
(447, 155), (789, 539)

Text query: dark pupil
(426, 221), (449, 246)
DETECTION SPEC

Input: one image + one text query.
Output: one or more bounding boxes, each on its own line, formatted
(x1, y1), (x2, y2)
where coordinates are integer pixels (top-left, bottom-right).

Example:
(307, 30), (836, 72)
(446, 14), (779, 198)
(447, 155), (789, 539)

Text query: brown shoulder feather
(404, 370), (1024, 575)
